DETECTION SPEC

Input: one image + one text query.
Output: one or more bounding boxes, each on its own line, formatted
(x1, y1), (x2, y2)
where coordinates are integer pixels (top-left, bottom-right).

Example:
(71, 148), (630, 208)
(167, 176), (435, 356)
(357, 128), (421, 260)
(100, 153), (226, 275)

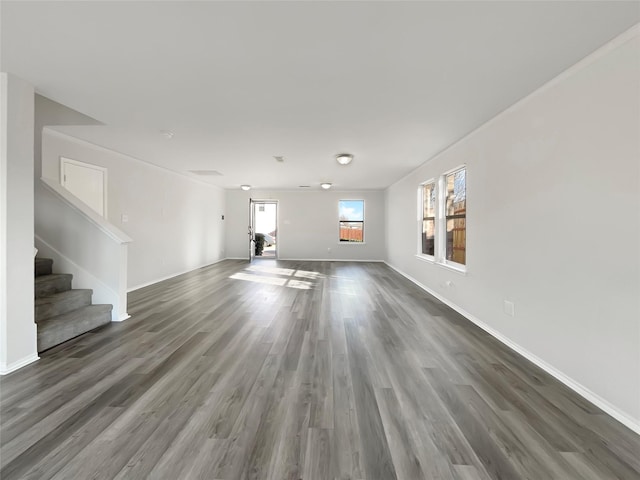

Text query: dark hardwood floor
(1, 259), (638, 479)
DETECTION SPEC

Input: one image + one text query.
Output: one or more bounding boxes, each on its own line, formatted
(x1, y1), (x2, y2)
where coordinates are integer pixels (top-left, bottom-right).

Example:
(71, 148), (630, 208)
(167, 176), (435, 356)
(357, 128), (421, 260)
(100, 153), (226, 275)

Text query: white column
(0, 72), (38, 373)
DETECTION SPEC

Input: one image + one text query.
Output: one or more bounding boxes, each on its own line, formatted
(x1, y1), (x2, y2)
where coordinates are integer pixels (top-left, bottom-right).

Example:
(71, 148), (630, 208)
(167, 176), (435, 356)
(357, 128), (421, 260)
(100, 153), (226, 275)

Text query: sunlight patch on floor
(230, 270), (316, 290)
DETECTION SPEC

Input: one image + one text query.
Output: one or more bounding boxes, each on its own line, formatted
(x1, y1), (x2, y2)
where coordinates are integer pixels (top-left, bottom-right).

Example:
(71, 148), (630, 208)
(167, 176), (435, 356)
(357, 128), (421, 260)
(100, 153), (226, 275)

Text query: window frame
(338, 199), (365, 244)
(442, 166), (466, 270)
(417, 179), (436, 260)
(416, 165), (467, 273)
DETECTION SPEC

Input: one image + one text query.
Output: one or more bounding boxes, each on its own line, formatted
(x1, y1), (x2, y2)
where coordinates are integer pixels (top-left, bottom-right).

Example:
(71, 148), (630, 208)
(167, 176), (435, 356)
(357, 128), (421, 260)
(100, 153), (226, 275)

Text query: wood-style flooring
(1, 259), (638, 479)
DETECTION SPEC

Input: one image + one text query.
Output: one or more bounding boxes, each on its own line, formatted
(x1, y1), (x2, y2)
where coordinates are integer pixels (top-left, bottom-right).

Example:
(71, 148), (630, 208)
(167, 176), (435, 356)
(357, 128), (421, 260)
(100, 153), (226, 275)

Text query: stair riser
(35, 277), (72, 298)
(36, 292), (92, 323)
(35, 261), (53, 277)
(37, 308), (112, 352)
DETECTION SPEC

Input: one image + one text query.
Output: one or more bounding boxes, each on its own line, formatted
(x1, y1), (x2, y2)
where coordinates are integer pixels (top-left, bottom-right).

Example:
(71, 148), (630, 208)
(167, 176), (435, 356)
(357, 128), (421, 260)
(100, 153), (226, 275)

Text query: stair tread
(35, 273), (72, 284)
(35, 289), (93, 306)
(35, 273), (74, 298)
(35, 289), (94, 323)
(34, 257), (53, 264)
(39, 304), (112, 325)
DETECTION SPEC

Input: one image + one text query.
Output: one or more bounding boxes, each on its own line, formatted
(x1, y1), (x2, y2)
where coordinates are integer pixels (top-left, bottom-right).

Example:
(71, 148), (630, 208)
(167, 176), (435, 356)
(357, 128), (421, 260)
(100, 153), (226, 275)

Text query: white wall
(0, 73), (39, 373)
(226, 189), (385, 261)
(34, 94), (101, 179)
(41, 130), (226, 290)
(385, 30), (640, 430)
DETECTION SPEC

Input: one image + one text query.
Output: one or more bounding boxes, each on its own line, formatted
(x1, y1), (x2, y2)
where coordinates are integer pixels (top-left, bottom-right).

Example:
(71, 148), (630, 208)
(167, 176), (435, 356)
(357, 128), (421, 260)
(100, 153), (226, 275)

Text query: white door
(61, 158), (107, 217)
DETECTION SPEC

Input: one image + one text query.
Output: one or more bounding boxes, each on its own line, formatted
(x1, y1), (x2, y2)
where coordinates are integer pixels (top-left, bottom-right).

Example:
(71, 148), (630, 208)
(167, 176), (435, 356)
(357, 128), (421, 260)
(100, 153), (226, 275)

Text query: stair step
(35, 274), (72, 298)
(35, 289), (93, 323)
(35, 257), (53, 277)
(37, 304), (112, 352)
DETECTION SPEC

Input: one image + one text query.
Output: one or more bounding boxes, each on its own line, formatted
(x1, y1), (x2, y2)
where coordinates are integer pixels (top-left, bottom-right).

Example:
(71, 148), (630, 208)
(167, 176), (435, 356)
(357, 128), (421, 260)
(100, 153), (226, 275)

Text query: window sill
(338, 242), (366, 245)
(440, 261), (467, 275)
(415, 254), (467, 275)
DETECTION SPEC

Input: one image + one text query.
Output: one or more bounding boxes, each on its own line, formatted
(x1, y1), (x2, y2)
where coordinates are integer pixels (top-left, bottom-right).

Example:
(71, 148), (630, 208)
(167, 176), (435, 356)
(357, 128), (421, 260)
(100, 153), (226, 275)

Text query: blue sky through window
(339, 200), (364, 221)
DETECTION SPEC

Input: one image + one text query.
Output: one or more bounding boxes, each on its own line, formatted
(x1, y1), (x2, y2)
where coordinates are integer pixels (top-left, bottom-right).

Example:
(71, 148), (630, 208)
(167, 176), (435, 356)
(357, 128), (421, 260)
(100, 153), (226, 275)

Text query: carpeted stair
(35, 257), (112, 352)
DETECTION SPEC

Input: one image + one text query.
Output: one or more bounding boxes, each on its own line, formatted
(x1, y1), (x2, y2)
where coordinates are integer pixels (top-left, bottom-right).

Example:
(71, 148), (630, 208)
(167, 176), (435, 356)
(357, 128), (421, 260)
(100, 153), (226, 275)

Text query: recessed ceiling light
(160, 130), (174, 139)
(336, 153), (353, 165)
(298, 185), (311, 188)
(320, 182), (332, 190)
(240, 185), (251, 191)
(274, 156), (285, 162)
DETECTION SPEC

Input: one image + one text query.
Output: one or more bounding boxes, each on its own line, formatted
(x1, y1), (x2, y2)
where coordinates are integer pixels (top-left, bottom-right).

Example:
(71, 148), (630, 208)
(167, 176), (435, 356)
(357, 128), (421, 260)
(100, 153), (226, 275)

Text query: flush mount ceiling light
(240, 185), (251, 191)
(336, 153), (353, 165)
(320, 182), (332, 190)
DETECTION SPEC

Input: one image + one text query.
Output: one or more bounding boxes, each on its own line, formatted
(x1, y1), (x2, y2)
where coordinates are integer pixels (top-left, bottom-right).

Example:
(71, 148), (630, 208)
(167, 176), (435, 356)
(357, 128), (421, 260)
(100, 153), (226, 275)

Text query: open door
(249, 198), (255, 261)
(249, 199), (278, 260)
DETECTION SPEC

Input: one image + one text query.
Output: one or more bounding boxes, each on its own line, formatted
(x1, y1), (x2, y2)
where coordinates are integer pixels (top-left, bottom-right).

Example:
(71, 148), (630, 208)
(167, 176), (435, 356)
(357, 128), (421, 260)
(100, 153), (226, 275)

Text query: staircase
(35, 257), (112, 352)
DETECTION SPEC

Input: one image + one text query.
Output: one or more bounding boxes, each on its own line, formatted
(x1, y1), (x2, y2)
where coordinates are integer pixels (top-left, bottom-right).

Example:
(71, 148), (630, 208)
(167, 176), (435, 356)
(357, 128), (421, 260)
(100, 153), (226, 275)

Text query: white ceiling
(2, 1), (638, 190)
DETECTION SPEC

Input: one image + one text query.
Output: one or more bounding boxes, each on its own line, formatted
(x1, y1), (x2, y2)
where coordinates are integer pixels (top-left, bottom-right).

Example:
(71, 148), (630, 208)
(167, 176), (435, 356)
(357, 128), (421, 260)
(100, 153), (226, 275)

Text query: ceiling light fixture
(240, 185), (251, 191)
(160, 130), (174, 139)
(336, 153), (353, 165)
(320, 183), (332, 190)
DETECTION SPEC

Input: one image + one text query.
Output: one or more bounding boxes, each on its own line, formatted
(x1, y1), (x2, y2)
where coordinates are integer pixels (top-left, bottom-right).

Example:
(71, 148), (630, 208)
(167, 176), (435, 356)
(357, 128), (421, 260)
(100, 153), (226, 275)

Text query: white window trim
(338, 199), (365, 244)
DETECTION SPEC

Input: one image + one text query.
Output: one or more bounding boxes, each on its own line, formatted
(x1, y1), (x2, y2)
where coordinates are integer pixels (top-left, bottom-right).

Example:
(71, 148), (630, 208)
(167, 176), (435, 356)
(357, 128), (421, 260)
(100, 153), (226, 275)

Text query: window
(445, 167), (466, 265)
(339, 200), (364, 242)
(418, 166), (466, 269)
(421, 182), (436, 256)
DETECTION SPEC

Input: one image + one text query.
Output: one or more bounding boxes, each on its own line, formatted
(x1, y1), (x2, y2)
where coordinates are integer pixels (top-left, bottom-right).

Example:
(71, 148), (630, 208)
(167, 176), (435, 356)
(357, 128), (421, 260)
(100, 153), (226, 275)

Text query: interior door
(249, 198), (256, 261)
(61, 157), (107, 217)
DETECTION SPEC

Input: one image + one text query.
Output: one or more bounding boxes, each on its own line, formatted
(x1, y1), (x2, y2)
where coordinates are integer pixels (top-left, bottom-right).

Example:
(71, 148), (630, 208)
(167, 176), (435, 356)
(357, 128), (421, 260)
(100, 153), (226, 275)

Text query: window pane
(446, 169), (466, 216)
(339, 200), (364, 221)
(445, 168), (466, 265)
(340, 222), (363, 242)
(423, 183), (436, 218)
(422, 219), (435, 256)
(421, 182), (436, 256)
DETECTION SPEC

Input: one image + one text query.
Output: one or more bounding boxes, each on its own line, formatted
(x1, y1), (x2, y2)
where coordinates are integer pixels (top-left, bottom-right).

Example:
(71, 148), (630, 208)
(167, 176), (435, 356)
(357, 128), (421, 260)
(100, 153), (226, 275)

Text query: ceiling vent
(189, 170), (223, 176)
(298, 185), (311, 188)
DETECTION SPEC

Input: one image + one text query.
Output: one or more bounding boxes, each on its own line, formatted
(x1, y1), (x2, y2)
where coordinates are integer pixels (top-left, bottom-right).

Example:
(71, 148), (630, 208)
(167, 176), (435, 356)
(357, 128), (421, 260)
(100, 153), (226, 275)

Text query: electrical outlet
(121, 214), (128, 223)
(504, 300), (515, 317)
(327, 247), (331, 253)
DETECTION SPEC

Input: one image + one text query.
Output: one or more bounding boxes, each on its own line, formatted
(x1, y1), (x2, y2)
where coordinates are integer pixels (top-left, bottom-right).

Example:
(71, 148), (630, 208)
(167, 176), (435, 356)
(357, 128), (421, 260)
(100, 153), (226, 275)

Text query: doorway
(250, 200), (278, 260)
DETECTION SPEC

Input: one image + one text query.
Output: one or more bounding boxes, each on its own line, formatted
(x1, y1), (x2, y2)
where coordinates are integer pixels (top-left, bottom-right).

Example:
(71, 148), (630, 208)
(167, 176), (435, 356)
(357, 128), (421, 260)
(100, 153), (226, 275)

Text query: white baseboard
(384, 261), (640, 435)
(226, 257), (384, 263)
(115, 313), (131, 322)
(127, 258), (227, 292)
(278, 258), (384, 263)
(0, 354), (40, 375)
